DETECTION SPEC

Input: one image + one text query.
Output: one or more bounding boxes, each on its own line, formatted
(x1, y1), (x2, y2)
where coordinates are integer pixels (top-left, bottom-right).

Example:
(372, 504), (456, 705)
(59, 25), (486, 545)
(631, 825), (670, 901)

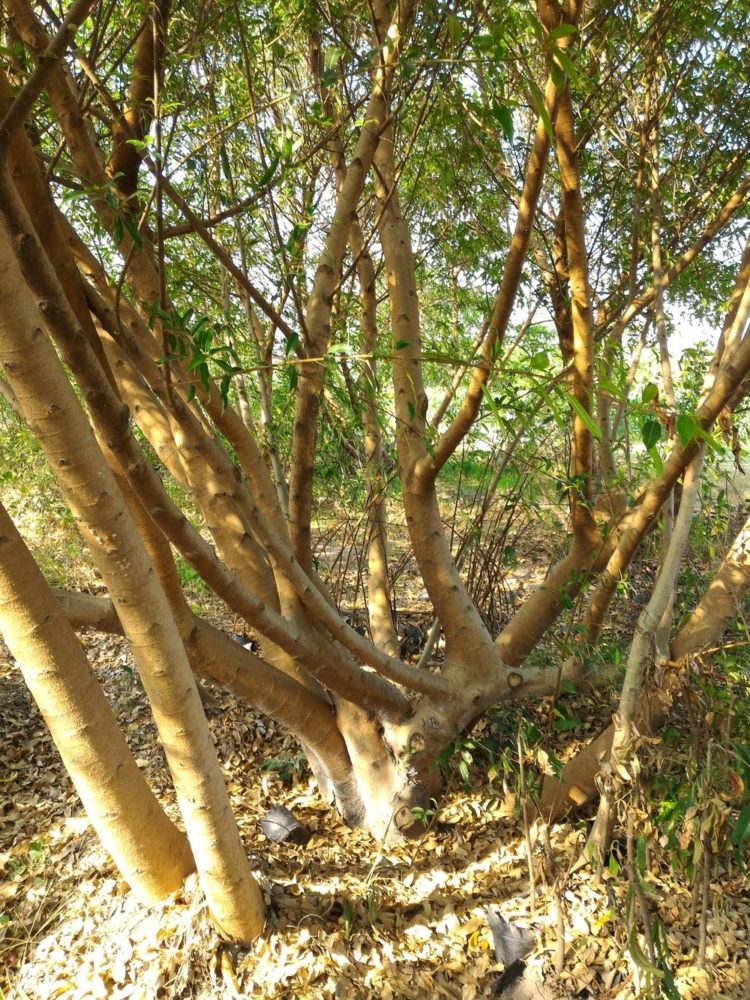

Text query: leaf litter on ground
(1, 605), (750, 999)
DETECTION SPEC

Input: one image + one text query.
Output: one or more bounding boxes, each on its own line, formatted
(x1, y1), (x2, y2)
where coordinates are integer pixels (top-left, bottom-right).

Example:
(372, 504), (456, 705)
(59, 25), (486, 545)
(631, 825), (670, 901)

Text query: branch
(287, 0), (415, 571)
(106, 1), (171, 199)
(598, 174), (750, 345)
(0, 0), (96, 162)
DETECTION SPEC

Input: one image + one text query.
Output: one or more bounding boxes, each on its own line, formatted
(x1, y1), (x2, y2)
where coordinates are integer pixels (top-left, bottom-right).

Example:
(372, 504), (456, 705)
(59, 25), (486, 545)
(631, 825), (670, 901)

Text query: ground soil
(2, 470), (750, 998)
(2, 611), (749, 999)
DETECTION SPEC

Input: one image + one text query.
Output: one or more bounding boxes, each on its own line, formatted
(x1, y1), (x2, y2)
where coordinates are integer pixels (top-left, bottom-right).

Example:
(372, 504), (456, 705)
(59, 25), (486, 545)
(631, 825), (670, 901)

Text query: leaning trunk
(0, 197), (265, 944)
(0, 503), (194, 902)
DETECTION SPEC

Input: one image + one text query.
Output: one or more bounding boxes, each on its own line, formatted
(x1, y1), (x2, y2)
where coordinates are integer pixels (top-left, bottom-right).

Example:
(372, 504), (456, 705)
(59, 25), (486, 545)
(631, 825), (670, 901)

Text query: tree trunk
(0, 199), (265, 943)
(0, 503), (195, 902)
(587, 448), (703, 859)
(671, 513), (750, 661)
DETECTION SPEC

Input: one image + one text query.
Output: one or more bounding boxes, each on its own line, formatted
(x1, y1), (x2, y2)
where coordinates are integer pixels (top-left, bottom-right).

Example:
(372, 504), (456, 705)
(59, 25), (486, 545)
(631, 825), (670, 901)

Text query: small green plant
(552, 702), (581, 732)
(4, 840), (45, 879)
(410, 804), (436, 828)
(622, 830), (680, 1000)
(433, 730), (493, 789)
(260, 753), (307, 787)
(341, 897), (353, 940)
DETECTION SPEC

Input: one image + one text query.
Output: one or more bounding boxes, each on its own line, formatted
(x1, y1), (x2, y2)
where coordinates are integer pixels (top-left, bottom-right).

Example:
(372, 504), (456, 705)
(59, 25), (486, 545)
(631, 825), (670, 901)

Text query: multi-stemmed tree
(0, 0), (749, 941)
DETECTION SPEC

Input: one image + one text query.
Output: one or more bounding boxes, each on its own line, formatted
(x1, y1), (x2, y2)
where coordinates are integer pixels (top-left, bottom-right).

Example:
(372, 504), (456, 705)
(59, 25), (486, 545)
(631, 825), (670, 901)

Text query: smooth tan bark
(420, 0), (584, 478)
(0, 0), (95, 158)
(598, 175), (750, 344)
(671, 514), (750, 661)
(6, 0), (159, 297)
(6, 0), (748, 856)
(66, 224), (363, 709)
(597, 61), (650, 485)
(106, 1), (170, 200)
(62, 210), (360, 701)
(16, 161), (411, 719)
(53, 588), (124, 633)
(538, 275), (750, 823)
(374, 119), (498, 681)
(419, 64), (567, 479)
(497, 541), (602, 667)
(0, 198), (264, 943)
(5, 163), (303, 665)
(587, 449), (703, 854)
(0, 71), (113, 382)
(583, 235), (750, 648)
(52, 583), (360, 815)
(309, 30), (400, 659)
(549, 80), (599, 544)
(288, 0), (415, 571)
(0, 504), (194, 903)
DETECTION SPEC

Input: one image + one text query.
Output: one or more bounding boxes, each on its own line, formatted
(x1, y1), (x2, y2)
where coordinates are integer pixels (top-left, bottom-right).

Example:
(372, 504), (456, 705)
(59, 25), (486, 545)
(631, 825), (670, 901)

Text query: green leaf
(641, 382), (659, 404)
(257, 152), (281, 188)
(123, 215), (143, 251)
(285, 332), (299, 356)
(648, 446), (663, 475)
(569, 395), (602, 440)
(553, 715), (579, 732)
(609, 852), (620, 877)
(628, 925), (664, 978)
(219, 374), (231, 409)
(551, 44), (580, 85)
(529, 351), (549, 371)
(549, 23), (577, 40)
(637, 835), (647, 874)
(550, 61), (565, 90)
(731, 804), (750, 847)
(676, 414), (697, 447)
(394, 339), (410, 350)
(327, 342), (348, 355)
(446, 13), (463, 43)
(599, 377), (622, 399)
(407, 400), (415, 422)
(113, 214), (124, 245)
(433, 746), (455, 768)
(553, 706), (580, 731)
(186, 353), (207, 372)
(523, 721), (542, 745)
(692, 421), (723, 454)
(28, 841), (43, 862)
(195, 325), (213, 353)
(491, 100), (514, 141)
(219, 144), (232, 182)
(548, 753), (563, 779)
(641, 416), (662, 449)
(324, 45), (344, 74)
(528, 80), (554, 144)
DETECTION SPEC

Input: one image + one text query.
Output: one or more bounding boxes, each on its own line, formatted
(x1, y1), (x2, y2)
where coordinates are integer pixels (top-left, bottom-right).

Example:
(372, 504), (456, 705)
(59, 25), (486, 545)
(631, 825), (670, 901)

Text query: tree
(0, 0), (749, 942)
